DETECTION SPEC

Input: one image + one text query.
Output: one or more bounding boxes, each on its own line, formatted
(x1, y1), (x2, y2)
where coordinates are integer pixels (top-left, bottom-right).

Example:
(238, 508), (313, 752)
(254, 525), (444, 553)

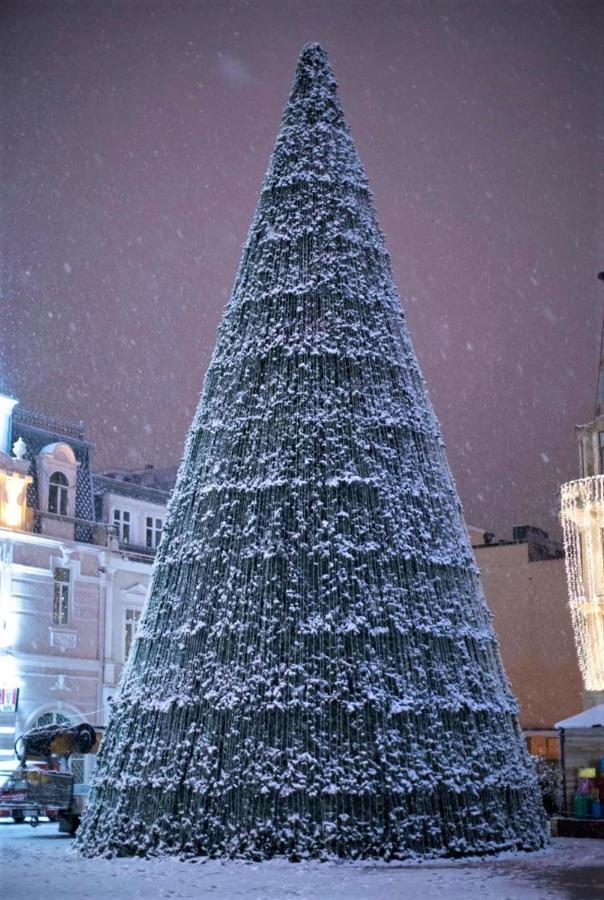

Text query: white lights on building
(561, 476), (604, 694)
(560, 295), (604, 708)
(0, 396), (17, 457)
(0, 412), (33, 532)
(1, 471), (29, 529)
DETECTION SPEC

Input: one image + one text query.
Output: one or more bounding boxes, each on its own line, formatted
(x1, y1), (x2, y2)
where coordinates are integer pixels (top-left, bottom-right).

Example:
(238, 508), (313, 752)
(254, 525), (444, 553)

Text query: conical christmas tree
(77, 44), (546, 859)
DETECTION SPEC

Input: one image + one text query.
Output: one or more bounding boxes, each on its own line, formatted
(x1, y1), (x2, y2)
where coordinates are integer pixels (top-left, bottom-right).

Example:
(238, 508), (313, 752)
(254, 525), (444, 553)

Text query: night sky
(2, 0), (602, 538)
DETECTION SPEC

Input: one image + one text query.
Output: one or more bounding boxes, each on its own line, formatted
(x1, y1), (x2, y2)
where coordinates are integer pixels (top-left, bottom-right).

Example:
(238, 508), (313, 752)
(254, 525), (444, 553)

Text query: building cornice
(12, 651), (101, 673)
(0, 526), (106, 559)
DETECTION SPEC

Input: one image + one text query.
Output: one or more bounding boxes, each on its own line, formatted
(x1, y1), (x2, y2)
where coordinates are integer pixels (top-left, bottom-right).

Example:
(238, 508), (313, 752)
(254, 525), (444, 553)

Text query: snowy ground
(1, 822), (603, 900)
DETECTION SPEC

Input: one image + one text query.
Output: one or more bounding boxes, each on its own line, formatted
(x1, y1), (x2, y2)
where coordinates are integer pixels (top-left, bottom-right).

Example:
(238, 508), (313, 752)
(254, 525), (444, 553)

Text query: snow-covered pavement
(1, 822), (602, 899)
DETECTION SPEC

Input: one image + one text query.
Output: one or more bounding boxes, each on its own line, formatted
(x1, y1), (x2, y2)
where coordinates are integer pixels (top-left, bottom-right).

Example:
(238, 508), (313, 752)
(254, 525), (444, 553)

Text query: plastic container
(574, 794), (591, 818)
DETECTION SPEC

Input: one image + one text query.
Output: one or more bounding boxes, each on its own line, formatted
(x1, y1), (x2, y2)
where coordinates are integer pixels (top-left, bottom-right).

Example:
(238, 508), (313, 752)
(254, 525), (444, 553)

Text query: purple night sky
(2, 0), (602, 538)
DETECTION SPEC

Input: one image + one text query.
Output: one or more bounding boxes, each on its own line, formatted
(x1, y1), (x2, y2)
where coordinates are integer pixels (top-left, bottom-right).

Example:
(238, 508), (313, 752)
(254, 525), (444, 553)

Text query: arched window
(48, 472), (69, 516)
(32, 711), (85, 784)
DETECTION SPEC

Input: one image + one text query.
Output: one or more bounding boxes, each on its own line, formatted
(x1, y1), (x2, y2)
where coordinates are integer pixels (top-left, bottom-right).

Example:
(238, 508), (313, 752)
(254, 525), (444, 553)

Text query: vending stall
(555, 704), (604, 837)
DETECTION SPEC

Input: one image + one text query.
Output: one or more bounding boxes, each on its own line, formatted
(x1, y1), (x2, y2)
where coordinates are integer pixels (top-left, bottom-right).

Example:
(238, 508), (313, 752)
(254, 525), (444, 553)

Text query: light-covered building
(559, 302), (604, 711)
(560, 409), (604, 708)
(0, 394), (174, 774)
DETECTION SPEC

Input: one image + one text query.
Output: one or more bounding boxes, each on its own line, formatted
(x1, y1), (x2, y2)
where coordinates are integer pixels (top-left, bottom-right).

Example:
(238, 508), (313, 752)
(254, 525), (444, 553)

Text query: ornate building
(0, 393), (174, 776)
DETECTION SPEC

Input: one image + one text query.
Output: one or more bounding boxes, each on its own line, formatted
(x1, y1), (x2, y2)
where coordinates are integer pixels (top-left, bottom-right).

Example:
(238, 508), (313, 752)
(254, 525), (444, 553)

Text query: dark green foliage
(76, 44), (547, 860)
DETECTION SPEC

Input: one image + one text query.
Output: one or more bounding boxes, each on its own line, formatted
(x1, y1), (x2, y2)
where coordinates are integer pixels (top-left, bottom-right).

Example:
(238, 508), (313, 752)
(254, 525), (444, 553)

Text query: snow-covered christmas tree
(77, 44), (546, 859)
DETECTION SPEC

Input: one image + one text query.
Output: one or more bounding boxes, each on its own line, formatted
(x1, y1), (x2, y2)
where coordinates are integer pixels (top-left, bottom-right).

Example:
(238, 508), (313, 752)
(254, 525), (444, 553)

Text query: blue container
(593, 801), (603, 818)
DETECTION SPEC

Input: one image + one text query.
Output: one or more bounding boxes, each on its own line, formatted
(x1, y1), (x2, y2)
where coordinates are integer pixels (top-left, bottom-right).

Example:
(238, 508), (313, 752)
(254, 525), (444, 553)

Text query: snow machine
(0, 721), (102, 833)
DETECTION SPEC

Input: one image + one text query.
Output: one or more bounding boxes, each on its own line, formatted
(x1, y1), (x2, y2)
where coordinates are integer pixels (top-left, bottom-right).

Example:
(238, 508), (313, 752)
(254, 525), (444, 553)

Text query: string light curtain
(561, 476), (604, 692)
(76, 44), (546, 860)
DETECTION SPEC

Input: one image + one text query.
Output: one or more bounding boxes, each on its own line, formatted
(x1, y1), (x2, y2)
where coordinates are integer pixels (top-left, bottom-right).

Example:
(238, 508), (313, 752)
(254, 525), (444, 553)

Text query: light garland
(561, 476), (604, 692)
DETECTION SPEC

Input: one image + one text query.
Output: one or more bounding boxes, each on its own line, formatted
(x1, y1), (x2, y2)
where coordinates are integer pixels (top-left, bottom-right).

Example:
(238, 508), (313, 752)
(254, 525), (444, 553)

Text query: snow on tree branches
(76, 43), (547, 860)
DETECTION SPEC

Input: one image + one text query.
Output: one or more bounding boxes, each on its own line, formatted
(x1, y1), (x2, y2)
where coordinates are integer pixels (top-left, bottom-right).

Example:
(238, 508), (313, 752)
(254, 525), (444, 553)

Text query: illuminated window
(113, 509), (131, 544)
(48, 472), (68, 516)
(525, 733), (560, 761)
(53, 567), (70, 625)
(145, 517), (163, 548)
(124, 608), (141, 660)
(1, 472), (30, 529)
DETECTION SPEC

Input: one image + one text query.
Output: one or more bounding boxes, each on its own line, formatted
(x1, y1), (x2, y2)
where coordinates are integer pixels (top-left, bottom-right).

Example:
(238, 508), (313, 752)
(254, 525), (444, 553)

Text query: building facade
(93, 472), (172, 716)
(470, 526), (582, 757)
(0, 394), (174, 776)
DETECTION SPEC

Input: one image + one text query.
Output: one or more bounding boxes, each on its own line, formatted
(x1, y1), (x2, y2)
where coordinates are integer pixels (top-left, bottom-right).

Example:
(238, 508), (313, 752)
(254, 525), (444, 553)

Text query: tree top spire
(290, 42), (338, 100)
(261, 42), (366, 197)
(297, 42), (330, 67)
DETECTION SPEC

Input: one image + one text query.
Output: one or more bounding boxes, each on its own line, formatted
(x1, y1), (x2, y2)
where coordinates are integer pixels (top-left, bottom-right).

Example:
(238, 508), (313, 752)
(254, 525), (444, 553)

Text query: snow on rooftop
(555, 703), (604, 729)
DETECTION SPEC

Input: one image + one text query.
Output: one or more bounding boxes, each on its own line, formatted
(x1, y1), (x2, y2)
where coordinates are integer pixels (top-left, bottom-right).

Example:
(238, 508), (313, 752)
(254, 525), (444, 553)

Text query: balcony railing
(34, 510), (109, 544)
(5, 510), (158, 564)
(117, 541), (157, 561)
